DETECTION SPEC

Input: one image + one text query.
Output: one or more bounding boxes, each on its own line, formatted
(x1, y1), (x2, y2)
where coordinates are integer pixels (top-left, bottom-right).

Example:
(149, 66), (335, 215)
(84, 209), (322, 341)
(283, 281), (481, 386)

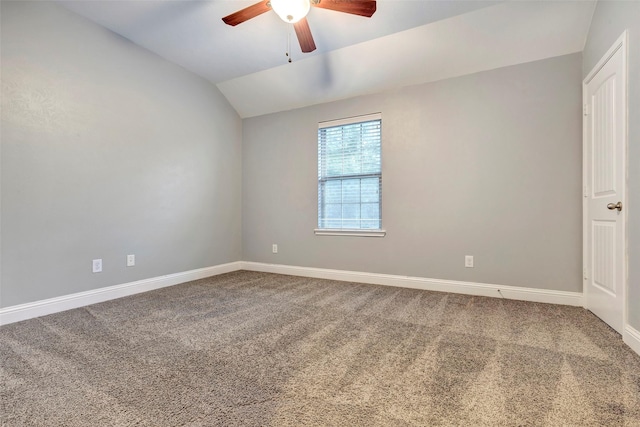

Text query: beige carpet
(1, 270), (640, 426)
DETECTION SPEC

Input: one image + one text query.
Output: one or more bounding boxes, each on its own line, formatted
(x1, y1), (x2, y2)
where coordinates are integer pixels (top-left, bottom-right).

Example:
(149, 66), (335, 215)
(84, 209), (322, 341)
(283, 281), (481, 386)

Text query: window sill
(314, 229), (386, 237)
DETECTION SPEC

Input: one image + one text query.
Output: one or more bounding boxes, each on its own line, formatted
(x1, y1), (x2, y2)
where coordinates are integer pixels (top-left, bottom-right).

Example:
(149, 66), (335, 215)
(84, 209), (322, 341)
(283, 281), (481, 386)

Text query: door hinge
(583, 268), (588, 280)
(583, 104), (590, 116)
(583, 185), (588, 198)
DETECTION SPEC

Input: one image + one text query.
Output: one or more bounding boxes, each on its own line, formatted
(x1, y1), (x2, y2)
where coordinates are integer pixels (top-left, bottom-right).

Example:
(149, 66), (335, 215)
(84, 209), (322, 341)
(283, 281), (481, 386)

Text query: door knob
(607, 201), (623, 211)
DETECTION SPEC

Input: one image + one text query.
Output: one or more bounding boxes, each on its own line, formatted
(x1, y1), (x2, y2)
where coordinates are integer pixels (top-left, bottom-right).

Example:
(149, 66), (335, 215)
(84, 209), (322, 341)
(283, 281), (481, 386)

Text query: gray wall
(0, 1), (588, 309)
(0, 1), (242, 307)
(243, 53), (583, 293)
(583, 1), (640, 330)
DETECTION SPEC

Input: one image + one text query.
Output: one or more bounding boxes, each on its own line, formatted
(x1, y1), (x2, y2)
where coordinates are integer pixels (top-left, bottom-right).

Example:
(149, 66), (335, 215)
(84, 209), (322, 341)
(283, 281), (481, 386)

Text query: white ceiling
(59, 0), (596, 118)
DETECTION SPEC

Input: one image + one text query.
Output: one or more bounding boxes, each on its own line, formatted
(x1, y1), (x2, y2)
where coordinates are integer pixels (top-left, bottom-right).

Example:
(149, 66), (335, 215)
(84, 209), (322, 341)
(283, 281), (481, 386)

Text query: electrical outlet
(92, 259), (103, 273)
(272, 244), (278, 254)
(127, 254), (135, 267)
(465, 255), (474, 268)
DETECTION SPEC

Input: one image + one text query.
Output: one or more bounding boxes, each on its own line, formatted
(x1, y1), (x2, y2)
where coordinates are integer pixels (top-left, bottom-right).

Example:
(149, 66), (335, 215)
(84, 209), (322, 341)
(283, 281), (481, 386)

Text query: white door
(584, 32), (627, 334)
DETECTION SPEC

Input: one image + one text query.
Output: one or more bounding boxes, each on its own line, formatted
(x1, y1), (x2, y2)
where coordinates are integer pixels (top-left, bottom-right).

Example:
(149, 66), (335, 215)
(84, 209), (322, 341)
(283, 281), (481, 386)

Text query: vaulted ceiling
(59, 0), (596, 118)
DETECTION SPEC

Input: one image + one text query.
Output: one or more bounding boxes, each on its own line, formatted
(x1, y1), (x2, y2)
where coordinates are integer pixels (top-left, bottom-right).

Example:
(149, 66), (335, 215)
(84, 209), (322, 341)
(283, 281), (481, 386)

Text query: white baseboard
(0, 260), (587, 326)
(5, 260), (634, 355)
(240, 262), (584, 307)
(0, 261), (243, 326)
(624, 325), (640, 357)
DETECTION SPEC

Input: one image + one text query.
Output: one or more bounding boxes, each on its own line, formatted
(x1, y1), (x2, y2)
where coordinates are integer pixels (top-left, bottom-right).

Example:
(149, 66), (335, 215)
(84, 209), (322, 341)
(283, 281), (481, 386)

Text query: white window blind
(318, 113), (382, 231)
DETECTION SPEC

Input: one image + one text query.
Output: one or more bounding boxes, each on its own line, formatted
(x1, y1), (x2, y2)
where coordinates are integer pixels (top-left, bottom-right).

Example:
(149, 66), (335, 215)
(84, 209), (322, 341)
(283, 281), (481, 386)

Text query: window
(316, 113), (384, 237)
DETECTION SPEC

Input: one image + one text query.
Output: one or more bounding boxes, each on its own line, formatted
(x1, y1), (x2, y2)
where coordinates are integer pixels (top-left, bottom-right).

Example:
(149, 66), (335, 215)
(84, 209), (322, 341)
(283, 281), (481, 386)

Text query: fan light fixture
(270, 0), (311, 23)
(222, 0), (377, 54)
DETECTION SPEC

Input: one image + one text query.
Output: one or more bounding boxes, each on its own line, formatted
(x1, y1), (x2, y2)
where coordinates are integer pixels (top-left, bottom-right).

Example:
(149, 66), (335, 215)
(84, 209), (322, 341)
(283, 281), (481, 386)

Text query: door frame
(582, 30), (628, 331)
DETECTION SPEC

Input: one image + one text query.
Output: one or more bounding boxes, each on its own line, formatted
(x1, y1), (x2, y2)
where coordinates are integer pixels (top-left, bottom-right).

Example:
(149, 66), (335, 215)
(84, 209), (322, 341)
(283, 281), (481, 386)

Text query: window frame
(314, 113), (386, 238)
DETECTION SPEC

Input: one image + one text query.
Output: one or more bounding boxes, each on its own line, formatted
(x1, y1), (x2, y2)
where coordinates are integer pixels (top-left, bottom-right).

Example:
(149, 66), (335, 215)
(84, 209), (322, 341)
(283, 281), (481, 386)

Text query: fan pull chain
(286, 29), (292, 63)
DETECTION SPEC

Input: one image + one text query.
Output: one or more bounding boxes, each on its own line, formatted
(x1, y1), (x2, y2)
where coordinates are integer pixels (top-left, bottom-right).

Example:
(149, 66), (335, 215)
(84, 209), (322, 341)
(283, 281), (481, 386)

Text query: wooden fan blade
(222, 1), (271, 26)
(294, 18), (316, 53)
(311, 0), (376, 17)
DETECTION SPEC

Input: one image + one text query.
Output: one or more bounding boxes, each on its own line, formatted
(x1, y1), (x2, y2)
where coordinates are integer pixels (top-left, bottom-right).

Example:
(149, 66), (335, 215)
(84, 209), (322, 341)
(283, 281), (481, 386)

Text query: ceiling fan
(222, 0), (377, 53)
